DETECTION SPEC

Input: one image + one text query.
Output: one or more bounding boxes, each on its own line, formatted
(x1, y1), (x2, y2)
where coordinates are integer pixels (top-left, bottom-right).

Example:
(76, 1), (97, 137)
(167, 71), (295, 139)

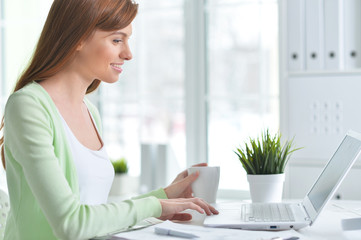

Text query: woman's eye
(113, 39), (123, 43)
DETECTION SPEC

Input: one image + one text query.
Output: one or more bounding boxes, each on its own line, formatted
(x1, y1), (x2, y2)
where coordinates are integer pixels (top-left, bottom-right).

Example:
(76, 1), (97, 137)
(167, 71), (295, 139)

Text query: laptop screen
(307, 133), (361, 212)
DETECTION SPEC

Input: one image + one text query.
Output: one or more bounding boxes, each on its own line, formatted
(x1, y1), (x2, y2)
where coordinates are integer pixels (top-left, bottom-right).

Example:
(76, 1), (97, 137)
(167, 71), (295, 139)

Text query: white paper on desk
(114, 220), (307, 240)
(91, 217), (163, 240)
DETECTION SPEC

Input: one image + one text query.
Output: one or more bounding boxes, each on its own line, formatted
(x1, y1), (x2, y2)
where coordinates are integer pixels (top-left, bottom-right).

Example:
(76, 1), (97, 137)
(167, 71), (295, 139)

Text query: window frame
(184, 0), (208, 168)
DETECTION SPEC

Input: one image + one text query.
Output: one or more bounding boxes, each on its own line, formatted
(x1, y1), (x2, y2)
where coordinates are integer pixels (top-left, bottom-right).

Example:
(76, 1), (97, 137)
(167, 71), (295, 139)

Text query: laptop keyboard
(242, 203), (295, 222)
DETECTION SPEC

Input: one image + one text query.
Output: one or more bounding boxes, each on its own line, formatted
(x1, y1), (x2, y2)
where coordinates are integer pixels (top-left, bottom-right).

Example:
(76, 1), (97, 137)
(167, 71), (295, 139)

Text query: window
(100, 0), (279, 195)
(99, 0), (187, 185)
(0, 0), (52, 108)
(205, 0), (279, 194)
(0, 0), (52, 189)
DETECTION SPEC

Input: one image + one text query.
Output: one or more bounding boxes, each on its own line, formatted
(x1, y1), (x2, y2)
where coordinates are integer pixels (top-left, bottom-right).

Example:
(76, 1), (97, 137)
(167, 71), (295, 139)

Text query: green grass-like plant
(112, 158), (129, 174)
(235, 130), (300, 175)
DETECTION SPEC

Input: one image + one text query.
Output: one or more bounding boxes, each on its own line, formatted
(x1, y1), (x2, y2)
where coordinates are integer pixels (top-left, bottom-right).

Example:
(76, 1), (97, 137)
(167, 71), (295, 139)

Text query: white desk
(297, 200), (361, 240)
(113, 200), (361, 240)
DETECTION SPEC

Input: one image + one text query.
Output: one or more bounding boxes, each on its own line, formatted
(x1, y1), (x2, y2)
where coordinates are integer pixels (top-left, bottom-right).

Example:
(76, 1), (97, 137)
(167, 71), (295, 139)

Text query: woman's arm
(132, 188), (168, 200)
(5, 92), (162, 239)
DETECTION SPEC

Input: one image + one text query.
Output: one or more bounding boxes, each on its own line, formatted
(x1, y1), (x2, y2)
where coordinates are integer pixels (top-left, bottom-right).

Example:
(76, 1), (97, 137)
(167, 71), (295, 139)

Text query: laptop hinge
(301, 204), (312, 222)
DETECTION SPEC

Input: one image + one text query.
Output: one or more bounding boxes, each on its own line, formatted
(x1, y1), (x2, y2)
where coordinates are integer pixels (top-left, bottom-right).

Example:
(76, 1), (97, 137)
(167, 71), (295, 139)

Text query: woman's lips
(110, 63), (123, 73)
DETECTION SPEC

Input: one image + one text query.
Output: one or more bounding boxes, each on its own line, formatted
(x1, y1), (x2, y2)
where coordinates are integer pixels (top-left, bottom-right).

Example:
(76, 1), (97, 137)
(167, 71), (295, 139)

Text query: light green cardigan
(3, 82), (167, 240)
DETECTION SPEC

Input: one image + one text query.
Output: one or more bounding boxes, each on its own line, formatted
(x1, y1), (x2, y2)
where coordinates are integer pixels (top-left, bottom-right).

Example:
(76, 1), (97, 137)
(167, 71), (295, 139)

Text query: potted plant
(109, 158), (133, 196)
(235, 129), (300, 203)
(112, 157), (129, 175)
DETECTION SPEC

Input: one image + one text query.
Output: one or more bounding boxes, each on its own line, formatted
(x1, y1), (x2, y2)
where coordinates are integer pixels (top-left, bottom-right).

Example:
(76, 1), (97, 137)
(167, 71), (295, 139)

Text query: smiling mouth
(110, 63), (123, 72)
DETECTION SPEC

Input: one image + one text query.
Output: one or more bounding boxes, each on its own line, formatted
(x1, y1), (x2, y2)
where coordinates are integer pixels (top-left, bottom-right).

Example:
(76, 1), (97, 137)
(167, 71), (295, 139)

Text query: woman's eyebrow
(110, 31), (131, 37)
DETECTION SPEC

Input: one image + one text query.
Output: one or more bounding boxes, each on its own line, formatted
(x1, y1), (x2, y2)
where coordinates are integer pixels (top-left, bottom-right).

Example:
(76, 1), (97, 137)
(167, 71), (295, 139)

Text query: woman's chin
(101, 78), (120, 84)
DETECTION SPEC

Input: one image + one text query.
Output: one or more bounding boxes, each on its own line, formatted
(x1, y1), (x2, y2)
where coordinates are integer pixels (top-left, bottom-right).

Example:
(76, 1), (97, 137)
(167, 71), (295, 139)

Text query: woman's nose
(120, 44), (132, 61)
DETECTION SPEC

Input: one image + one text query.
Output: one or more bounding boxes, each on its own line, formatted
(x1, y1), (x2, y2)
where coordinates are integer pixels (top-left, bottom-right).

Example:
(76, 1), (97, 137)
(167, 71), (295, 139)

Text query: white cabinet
(285, 164), (361, 200)
(280, 0), (361, 200)
(282, 0), (361, 72)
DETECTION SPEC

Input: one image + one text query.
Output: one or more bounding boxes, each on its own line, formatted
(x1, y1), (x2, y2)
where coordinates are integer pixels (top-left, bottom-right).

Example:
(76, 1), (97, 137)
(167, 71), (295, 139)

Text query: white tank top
(59, 111), (114, 205)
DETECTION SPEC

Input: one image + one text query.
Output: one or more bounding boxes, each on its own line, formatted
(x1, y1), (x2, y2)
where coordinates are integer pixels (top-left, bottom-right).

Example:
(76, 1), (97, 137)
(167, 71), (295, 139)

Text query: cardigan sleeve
(4, 92), (162, 239)
(133, 188), (168, 200)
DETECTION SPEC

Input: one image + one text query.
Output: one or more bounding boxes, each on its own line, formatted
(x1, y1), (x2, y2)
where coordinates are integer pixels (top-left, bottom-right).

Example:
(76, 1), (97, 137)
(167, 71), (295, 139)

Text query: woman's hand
(164, 163), (208, 199)
(158, 198), (219, 221)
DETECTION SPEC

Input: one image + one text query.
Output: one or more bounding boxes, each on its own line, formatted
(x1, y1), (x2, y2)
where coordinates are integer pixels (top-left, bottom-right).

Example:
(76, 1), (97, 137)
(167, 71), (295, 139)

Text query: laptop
(204, 130), (361, 230)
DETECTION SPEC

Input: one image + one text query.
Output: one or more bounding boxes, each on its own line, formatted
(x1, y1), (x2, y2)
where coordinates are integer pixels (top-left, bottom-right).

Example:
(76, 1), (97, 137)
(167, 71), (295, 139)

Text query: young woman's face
(76, 24), (133, 83)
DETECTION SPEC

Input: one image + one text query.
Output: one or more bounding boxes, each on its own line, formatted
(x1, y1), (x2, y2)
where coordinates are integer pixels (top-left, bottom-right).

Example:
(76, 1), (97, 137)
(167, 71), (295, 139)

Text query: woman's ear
(76, 41), (85, 51)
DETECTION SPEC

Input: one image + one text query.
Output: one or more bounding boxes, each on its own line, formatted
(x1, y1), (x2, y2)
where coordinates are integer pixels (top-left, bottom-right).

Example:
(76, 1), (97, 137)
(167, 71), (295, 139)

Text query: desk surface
(114, 200), (361, 240)
(297, 200), (361, 240)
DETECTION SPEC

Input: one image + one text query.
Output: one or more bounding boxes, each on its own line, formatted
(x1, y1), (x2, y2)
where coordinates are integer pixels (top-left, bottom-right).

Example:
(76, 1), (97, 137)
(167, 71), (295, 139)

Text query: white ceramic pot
(109, 174), (138, 196)
(247, 173), (285, 203)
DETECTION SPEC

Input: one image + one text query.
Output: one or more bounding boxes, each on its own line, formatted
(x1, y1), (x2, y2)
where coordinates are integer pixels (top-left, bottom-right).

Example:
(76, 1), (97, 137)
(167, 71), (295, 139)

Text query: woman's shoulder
(5, 81), (55, 116)
(8, 81), (50, 102)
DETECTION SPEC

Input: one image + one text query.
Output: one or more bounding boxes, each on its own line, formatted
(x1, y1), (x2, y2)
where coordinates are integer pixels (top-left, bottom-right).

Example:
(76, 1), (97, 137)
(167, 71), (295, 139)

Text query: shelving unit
(279, 0), (361, 200)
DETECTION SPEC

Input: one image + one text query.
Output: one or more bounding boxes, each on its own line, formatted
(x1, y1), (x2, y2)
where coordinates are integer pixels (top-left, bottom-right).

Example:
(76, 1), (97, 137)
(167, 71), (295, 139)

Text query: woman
(0, 0), (218, 239)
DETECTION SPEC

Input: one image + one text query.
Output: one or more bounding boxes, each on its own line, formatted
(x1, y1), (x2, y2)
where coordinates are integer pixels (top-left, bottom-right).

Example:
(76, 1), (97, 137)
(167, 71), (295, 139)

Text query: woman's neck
(39, 69), (93, 107)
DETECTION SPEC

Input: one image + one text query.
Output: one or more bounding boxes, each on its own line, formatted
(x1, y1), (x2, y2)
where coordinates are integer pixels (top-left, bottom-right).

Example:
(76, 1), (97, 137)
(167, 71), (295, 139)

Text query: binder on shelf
(324, 0), (342, 70)
(305, 0), (323, 70)
(343, 0), (361, 69)
(287, 0), (305, 71)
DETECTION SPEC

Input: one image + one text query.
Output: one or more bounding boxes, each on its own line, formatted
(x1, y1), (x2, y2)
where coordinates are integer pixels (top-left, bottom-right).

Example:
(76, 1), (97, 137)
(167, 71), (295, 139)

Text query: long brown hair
(0, 0), (138, 168)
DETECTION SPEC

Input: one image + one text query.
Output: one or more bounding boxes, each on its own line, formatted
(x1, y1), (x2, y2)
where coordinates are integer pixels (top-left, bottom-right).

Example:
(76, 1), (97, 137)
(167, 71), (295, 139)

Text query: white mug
(187, 166), (220, 203)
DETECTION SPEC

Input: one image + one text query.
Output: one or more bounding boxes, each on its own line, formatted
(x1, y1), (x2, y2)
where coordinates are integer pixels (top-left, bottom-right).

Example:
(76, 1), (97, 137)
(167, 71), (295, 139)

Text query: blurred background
(0, 0), (279, 199)
(2, 0), (359, 201)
